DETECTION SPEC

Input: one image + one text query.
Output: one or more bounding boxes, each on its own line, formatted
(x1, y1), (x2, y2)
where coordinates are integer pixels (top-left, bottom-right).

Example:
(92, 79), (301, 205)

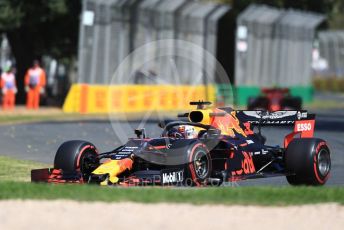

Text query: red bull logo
(231, 151), (256, 176)
(211, 109), (247, 137)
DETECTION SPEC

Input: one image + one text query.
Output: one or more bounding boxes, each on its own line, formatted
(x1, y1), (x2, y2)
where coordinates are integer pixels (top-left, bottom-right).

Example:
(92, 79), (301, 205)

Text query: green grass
(0, 114), (108, 125)
(0, 182), (343, 206)
(0, 115), (56, 124)
(0, 155), (51, 182)
(306, 99), (344, 110)
(0, 155), (343, 206)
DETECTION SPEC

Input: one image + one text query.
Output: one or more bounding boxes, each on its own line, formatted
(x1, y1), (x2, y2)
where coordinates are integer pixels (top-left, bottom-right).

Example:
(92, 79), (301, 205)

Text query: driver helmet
(178, 125), (198, 139)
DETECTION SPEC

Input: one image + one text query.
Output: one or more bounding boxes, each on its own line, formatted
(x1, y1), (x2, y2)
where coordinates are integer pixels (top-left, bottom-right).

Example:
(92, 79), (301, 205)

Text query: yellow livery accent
(92, 158), (133, 185)
(188, 109), (213, 125)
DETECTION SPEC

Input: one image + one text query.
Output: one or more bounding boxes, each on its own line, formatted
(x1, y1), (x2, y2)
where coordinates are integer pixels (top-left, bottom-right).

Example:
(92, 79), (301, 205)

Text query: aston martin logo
(243, 111), (297, 119)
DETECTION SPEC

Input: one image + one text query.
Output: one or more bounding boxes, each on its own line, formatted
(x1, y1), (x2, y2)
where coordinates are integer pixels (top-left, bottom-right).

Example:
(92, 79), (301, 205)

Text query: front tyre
(285, 138), (331, 186)
(185, 142), (212, 186)
(54, 140), (99, 181)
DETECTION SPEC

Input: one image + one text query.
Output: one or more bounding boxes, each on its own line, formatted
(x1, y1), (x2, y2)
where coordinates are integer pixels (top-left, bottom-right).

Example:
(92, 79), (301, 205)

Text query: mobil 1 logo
(161, 169), (184, 185)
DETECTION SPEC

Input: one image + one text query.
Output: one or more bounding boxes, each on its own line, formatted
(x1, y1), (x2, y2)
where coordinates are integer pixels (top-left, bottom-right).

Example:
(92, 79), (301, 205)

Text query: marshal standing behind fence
(1, 66), (17, 110)
(24, 60), (46, 109)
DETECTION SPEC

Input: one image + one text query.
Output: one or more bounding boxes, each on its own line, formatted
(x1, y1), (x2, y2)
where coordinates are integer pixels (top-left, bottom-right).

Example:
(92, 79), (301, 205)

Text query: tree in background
(327, 0), (344, 29)
(0, 0), (81, 103)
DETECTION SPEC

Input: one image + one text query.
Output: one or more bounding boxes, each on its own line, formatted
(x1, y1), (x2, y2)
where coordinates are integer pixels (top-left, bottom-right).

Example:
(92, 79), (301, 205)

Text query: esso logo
(296, 123), (312, 132)
(294, 120), (315, 137)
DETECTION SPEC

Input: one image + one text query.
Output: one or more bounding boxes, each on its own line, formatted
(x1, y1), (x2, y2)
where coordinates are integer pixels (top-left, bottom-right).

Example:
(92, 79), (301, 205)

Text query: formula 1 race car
(248, 88), (302, 112)
(31, 101), (331, 186)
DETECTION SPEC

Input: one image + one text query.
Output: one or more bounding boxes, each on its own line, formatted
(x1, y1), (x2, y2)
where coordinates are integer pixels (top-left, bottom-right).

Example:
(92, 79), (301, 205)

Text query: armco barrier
(63, 84), (215, 114)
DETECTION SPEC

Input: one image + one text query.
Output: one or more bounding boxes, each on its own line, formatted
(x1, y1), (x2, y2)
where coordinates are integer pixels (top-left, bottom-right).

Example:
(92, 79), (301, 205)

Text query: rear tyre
(247, 97), (269, 110)
(54, 140), (99, 181)
(285, 138), (331, 186)
(247, 97), (256, 110)
(282, 97), (302, 110)
(185, 142), (212, 186)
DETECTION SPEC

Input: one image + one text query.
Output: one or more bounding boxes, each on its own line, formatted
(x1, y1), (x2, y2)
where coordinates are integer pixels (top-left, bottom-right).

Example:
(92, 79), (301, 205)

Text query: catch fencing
(235, 4), (325, 87)
(73, 1), (327, 111)
(316, 30), (344, 78)
(234, 4), (325, 105)
(78, 0), (231, 85)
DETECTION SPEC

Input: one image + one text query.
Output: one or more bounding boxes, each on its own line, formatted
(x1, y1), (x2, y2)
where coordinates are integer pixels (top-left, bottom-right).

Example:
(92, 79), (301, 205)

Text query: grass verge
(0, 114), (109, 125)
(0, 156), (344, 206)
(0, 111), (180, 124)
(0, 182), (343, 206)
(306, 100), (344, 110)
(0, 156), (51, 182)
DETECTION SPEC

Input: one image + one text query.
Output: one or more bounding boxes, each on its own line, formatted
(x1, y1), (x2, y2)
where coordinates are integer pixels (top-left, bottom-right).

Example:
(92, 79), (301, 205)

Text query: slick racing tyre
(54, 140), (99, 181)
(282, 97), (302, 110)
(185, 142), (212, 186)
(285, 138), (331, 186)
(247, 97), (269, 110)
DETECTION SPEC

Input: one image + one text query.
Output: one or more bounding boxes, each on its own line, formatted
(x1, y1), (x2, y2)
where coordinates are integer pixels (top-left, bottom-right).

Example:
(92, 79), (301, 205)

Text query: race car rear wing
(235, 110), (316, 141)
(235, 110), (315, 126)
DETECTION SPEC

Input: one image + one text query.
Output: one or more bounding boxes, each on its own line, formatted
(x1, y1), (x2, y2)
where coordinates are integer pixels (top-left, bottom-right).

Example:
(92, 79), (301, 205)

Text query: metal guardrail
(77, 1), (327, 107)
(235, 4), (325, 87)
(317, 31), (344, 78)
(78, 0), (230, 85)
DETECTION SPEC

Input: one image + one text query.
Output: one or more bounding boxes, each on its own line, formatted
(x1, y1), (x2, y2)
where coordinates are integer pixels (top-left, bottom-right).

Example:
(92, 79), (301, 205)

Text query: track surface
(0, 109), (343, 186)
